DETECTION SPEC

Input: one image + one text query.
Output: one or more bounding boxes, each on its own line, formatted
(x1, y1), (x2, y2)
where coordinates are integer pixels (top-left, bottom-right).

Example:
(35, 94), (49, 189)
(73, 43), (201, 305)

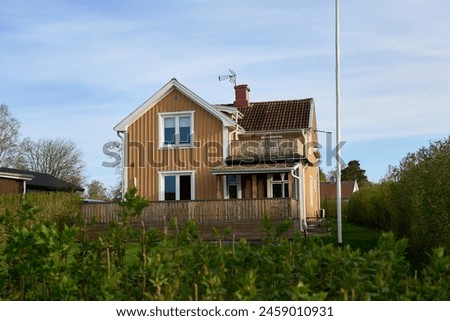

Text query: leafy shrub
(320, 198), (348, 218)
(1, 188), (449, 300)
(347, 183), (393, 231)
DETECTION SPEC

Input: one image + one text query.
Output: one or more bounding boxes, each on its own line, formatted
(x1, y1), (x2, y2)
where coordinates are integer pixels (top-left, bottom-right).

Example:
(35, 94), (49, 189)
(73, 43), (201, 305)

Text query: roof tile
(237, 99), (312, 132)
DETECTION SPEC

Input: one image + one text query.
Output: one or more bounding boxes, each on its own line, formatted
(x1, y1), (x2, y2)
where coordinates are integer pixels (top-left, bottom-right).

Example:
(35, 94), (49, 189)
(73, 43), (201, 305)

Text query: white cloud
(1, 0), (449, 184)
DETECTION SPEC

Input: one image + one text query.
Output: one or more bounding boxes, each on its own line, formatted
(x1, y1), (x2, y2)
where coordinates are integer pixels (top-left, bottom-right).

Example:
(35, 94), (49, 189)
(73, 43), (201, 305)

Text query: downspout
(290, 168), (304, 233)
(224, 111), (241, 199)
(117, 131), (127, 199)
(300, 129), (309, 229)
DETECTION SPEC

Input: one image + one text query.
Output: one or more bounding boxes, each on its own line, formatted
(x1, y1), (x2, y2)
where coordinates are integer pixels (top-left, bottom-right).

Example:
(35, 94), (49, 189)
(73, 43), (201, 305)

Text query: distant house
(320, 180), (359, 201)
(0, 170), (34, 195)
(114, 78), (322, 221)
(0, 167), (84, 194)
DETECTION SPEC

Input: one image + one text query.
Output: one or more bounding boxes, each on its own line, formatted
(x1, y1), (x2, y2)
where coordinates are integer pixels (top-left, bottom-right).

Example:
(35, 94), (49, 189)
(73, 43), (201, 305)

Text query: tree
(388, 136), (450, 264)
(86, 180), (108, 200)
(16, 138), (85, 187)
(341, 160), (368, 185)
(0, 104), (20, 167)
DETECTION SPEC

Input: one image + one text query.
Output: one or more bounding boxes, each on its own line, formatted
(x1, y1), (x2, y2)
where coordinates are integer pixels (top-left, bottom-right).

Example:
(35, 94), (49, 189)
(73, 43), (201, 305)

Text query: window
(159, 171), (195, 200)
(226, 175), (241, 199)
(159, 112), (194, 147)
(269, 173), (289, 198)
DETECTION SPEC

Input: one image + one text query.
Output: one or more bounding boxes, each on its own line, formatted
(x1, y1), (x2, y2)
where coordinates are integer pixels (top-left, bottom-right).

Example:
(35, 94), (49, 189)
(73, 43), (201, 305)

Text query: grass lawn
(320, 217), (383, 252)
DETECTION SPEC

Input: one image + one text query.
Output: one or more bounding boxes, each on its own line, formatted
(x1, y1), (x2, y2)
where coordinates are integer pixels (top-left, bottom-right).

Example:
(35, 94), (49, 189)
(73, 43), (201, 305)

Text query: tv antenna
(218, 69), (237, 87)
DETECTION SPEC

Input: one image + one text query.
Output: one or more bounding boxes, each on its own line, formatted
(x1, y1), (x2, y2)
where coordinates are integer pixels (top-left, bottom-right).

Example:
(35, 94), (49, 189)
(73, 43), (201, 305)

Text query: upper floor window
(158, 112), (194, 148)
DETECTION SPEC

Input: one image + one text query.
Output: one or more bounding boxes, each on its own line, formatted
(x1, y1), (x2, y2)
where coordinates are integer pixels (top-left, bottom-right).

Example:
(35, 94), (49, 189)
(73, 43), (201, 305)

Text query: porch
(80, 198), (306, 241)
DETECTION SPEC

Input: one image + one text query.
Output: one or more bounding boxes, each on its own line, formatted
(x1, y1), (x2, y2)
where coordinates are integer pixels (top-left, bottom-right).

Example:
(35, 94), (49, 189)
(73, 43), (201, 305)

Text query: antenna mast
(218, 69), (237, 86)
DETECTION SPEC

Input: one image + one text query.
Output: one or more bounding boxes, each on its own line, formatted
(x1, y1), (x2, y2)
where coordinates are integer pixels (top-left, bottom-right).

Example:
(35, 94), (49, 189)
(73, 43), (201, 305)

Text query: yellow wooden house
(114, 78), (322, 230)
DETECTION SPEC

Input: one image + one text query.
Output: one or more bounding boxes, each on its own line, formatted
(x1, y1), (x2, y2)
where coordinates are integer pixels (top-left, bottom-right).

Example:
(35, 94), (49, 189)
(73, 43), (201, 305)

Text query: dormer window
(158, 111), (194, 148)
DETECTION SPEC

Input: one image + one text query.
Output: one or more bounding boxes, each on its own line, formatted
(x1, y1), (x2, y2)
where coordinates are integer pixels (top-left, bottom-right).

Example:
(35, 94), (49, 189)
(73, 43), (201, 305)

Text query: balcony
(227, 138), (303, 163)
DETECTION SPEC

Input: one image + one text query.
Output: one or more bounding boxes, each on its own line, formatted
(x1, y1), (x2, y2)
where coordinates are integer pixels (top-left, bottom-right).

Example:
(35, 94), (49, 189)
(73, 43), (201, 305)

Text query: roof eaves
(0, 171), (34, 181)
(114, 78), (235, 132)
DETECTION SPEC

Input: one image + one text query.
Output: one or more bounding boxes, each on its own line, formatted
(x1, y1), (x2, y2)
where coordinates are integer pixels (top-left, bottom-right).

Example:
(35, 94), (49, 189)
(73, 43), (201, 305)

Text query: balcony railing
(227, 138), (302, 161)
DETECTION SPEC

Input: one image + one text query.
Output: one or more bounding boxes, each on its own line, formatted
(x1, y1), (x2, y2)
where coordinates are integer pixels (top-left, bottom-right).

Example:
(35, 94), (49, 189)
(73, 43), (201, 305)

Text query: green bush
(320, 198), (348, 218)
(347, 183), (393, 231)
(1, 189), (449, 300)
(0, 192), (82, 235)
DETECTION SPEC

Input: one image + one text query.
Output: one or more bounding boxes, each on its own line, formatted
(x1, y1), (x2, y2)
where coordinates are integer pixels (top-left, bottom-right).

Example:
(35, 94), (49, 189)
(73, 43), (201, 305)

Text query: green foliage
(347, 137), (449, 266)
(341, 160), (368, 186)
(389, 137), (450, 265)
(320, 198), (348, 218)
(0, 192), (82, 232)
(0, 188), (449, 300)
(347, 183), (393, 231)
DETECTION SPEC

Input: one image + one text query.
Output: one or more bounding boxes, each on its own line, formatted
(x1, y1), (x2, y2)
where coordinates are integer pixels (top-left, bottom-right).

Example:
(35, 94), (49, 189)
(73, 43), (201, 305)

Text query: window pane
(273, 173), (282, 181)
(164, 176), (176, 200)
(179, 126), (190, 144)
(227, 175), (237, 184)
(228, 185), (237, 199)
(164, 117), (175, 128)
(284, 183), (289, 197)
(164, 117), (176, 144)
(272, 184), (282, 198)
(179, 116), (191, 144)
(179, 116), (190, 127)
(164, 128), (176, 144)
(179, 175), (191, 200)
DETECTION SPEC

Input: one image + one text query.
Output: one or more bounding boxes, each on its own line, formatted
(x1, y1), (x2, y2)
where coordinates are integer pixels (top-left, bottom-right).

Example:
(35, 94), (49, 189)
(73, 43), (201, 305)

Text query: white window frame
(309, 175), (314, 207)
(158, 111), (195, 148)
(267, 173), (289, 198)
(224, 174), (242, 199)
(158, 170), (195, 201)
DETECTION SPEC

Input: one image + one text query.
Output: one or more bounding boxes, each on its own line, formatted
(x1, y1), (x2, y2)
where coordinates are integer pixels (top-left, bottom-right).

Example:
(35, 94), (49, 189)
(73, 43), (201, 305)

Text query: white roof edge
(308, 98), (315, 129)
(114, 78), (235, 132)
(0, 172), (34, 181)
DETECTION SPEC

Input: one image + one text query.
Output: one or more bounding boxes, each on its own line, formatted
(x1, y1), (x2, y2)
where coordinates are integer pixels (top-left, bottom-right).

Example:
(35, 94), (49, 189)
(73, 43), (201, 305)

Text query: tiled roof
(0, 167), (84, 192)
(237, 99), (312, 132)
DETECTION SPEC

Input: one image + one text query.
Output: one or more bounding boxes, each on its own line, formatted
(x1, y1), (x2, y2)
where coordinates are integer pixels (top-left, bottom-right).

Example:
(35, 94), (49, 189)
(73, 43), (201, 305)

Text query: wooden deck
(80, 198), (303, 241)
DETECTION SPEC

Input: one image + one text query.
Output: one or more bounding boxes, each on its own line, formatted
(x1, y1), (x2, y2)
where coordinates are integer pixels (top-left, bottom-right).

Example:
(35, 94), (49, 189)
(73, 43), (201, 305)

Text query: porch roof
(210, 162), (299, 175)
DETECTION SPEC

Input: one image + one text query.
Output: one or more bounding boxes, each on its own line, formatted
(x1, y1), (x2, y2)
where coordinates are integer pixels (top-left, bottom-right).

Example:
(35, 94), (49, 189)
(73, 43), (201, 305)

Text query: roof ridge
(250, 98), (313, 104)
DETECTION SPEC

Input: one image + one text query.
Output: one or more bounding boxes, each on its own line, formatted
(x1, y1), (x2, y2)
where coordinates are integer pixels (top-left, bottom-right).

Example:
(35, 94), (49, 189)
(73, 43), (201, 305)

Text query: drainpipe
(291, 168), (305, 233)
(117, 131), (127, 199)
(301, 129), (309, 226)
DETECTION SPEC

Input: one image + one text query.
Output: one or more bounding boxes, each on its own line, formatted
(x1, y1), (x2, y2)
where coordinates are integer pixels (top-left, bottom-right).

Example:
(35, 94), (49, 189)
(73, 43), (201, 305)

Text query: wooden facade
(127, 88), (225, 201)
(0, 177), (23, 195)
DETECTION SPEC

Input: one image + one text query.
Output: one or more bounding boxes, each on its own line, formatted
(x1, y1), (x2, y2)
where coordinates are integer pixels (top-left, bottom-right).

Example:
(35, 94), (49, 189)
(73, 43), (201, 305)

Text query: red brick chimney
(234, 84), (250, 107)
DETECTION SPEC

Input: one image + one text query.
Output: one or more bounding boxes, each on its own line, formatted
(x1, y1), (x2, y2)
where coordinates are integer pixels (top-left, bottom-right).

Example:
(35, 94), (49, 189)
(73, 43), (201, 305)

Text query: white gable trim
(114, 78), (235, 132)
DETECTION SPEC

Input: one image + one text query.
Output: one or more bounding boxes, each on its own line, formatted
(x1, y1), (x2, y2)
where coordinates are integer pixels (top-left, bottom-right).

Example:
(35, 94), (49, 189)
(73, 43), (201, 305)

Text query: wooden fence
(80, 198), (302, 240)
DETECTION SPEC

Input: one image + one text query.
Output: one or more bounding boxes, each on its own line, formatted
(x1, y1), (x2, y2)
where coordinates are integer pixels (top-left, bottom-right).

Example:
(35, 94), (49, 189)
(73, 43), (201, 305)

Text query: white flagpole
(336, 0), (343, 245)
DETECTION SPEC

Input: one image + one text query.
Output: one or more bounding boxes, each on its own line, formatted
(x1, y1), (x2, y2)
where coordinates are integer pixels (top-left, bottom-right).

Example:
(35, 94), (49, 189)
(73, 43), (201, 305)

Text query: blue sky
(1, 0), (449, 189)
